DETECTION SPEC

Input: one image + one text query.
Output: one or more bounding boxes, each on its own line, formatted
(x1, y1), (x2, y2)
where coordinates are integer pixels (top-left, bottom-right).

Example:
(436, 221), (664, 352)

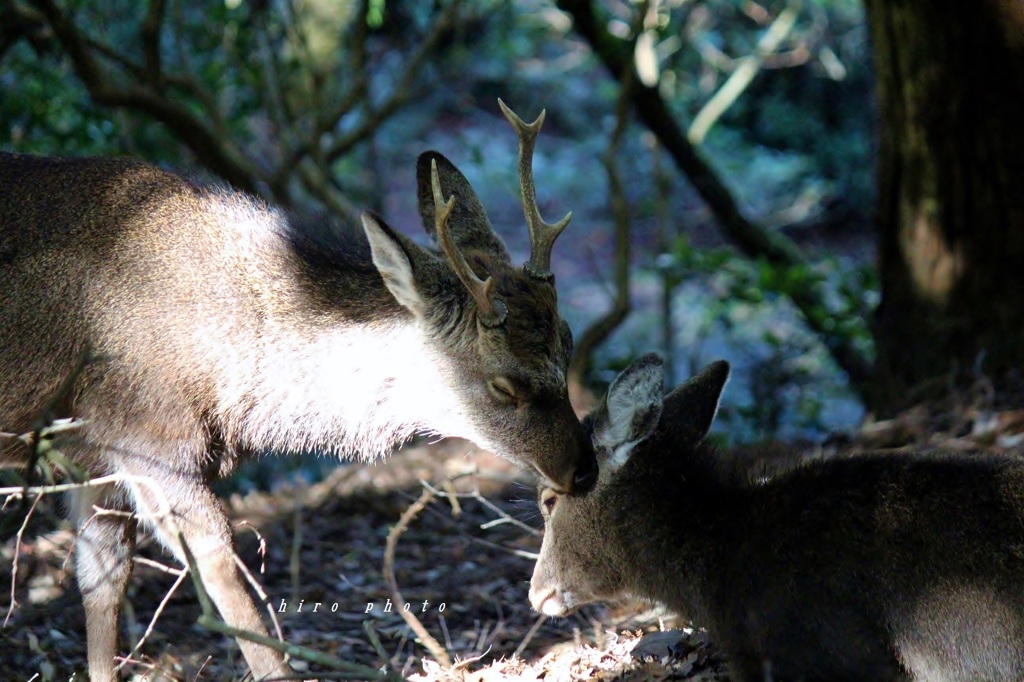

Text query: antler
(431, 159), (507, 327)
(498, 98), (573, 282)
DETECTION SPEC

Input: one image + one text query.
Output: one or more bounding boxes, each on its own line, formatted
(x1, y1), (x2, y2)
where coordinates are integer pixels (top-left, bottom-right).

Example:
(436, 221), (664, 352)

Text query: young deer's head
(360, 101), (595, 493)
(529, 354), (729, 615)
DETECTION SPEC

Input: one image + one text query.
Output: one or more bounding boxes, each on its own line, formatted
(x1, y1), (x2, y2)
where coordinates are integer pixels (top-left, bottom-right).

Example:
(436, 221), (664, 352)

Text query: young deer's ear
(417, 152), (510, 261)
(597, 353), (665, 470)
(663, 360), (730, 447)
(362, 211), (431, 319)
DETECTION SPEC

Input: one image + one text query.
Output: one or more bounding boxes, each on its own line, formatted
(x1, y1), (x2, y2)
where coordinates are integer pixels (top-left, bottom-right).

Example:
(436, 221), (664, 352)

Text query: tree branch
(688, 0), (801, 144)
(323, 0), (464, 165)
(568, 1), (646, 385)
(30, 0), (265, 197)
(140, 0), (166, 85)
(556, 0), (873, 394)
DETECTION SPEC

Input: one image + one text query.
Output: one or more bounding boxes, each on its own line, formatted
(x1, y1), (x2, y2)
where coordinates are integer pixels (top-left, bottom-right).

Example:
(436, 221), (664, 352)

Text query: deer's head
(361, 101), (595, 493)
(529, 354), (730, 615)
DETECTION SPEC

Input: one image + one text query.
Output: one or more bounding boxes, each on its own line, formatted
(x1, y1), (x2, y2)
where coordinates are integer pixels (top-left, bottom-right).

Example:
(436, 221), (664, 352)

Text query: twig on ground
(418, 480), (541, 537)
(179, 533), (395, 681)
(290, 491), (304, 605)
(363, 619), (392, 664)
(513, 613), (548, 659)
(383, 486), (452, 667)
(116, 562), (190, 672)
(452, 646), (492, 671)
(133, 555), (185, 576)
(3, 492), (41, 627)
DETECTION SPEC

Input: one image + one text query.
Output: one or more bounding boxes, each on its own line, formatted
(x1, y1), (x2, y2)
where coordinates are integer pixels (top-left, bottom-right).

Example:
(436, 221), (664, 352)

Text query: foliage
(638, 0), (875, 221)
(659, 234), (876, 440)
(1, 0), (878, 441)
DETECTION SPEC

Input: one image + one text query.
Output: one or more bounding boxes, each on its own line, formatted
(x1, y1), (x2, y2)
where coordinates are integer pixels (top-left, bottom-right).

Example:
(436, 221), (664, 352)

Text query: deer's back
(703, 451), (1024, 681)
(0, 153), (266, 459)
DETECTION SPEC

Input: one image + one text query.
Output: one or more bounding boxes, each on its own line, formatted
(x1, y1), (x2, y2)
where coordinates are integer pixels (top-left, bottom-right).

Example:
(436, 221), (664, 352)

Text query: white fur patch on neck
(221, 321), (470, 461)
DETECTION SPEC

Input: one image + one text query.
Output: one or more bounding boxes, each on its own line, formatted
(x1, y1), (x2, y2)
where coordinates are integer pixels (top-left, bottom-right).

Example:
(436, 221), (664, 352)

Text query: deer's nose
(572, 453), (598, 493)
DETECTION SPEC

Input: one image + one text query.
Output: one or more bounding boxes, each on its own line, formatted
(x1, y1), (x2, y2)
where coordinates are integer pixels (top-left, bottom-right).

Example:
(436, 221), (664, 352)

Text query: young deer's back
(532, 355), (1024, 682)
(667, 450), (1024, 680)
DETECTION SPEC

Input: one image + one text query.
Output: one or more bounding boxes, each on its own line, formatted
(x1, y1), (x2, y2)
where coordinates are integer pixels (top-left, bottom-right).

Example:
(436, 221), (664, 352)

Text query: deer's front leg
(70, 485), (138, 682)
(126, 467), (292, 681)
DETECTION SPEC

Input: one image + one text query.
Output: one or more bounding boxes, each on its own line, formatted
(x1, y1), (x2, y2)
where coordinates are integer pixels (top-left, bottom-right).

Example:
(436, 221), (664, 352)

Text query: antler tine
(431, 159), (507, 327)
(498, 98), (573, 282)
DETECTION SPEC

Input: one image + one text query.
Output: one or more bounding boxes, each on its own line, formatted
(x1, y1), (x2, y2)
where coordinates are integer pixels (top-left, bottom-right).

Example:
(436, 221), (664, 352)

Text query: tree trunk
(867, 0), (1024, 414)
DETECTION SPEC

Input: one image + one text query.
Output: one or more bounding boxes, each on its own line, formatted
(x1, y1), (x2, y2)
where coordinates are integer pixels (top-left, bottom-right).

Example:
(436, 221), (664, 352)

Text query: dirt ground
(0, 439), (727, 681)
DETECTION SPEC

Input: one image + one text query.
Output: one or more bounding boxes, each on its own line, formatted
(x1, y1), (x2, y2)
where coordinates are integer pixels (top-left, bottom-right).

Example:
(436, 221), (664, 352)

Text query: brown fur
(0, 127), (593, 680)
(532, 355), (1024, 681)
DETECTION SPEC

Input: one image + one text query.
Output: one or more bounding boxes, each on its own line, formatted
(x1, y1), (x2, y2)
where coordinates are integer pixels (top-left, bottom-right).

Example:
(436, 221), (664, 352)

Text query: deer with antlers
(0, 101), (593, 680)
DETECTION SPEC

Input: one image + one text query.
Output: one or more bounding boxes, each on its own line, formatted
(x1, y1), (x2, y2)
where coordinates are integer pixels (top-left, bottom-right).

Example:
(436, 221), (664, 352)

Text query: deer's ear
(417, 152), (510, 262)
(363, 212), (431, 319)
(663, 360), (730, 447)
(596, 353), (665, 470)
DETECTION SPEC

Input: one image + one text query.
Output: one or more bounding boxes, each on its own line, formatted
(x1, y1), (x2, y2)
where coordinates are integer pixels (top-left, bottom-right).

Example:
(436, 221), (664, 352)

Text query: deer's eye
(488, 377), (520, 406)
(541, 490), (558, 516)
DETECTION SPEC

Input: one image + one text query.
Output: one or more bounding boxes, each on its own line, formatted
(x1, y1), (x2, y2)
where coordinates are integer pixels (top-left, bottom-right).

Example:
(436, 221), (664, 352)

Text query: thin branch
(116, 563), (189, 672)
(323, 0), (463, 164)
(383, 487), (452, 667)
(172, 498), (392, 679)
(140, 0), (166, 84)
(133, 555), (185, 576)
(82, 32), (229, 138)
(513, 613), (547, 659)
(689, 0), (801, 144)
(290, 493), (304, 606)
(3, 493), (41, 627)
(30, 0), (264, 196)
(556, 0), (873, 395)
(568, 1), (645, 385)
(418, 480), (540, 537)
(296, 158), (363, 226)
(254, 13), (296, 149)
(651, 137), (677, 387)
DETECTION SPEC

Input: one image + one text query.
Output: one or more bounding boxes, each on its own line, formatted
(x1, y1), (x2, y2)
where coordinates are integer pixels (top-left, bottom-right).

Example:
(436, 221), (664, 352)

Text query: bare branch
(568, 1), (645, 385)
(513, 613), (547, 659)
(323, 0), (464, 164)
(116, 563), (188, 672)
(30, 0), (265, 197)
(3, 493), (41, 627)
(689, 0), (801, 144)
(140, 0), (166, 84)
(556, 0), (873, 395)
(382, 487), (452, 667)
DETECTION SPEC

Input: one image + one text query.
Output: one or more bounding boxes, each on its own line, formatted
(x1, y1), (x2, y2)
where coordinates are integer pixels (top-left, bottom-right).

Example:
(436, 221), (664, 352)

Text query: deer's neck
(224, 316), (467, 460)
(612, 468), (718, 623)
(215, 212), (469, 460)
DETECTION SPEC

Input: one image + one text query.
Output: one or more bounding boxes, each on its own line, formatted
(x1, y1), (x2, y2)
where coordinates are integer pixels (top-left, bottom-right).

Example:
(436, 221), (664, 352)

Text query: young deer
(0, 101), (595, 681)
(531, 354), (1024, 681)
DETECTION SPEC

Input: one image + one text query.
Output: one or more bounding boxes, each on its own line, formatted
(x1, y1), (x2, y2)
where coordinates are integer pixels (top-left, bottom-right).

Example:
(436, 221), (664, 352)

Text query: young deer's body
(532, 356), (1024, 681)
(1, 102), (594, 681)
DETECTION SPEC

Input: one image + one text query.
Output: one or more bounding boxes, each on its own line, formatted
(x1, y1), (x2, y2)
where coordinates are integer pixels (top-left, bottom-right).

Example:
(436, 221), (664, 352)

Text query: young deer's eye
(541, 491), (558, 516)
(487, 377), (520, 406)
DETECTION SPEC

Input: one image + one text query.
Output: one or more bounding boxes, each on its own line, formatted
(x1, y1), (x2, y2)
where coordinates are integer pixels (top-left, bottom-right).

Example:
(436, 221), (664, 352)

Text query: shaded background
(3, 0), (1024, 678)
(2, 0), (881, 444)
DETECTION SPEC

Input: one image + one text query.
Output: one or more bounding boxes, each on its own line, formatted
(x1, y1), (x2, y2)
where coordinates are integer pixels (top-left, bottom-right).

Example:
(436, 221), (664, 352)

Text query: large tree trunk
(867, 0), (1024, 414)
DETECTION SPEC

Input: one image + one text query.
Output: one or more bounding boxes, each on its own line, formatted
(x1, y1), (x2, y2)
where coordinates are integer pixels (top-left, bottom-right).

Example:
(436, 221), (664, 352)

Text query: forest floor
(4, 377), (1024, 682)
(1, 439), (727, 681)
